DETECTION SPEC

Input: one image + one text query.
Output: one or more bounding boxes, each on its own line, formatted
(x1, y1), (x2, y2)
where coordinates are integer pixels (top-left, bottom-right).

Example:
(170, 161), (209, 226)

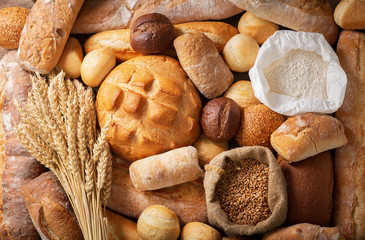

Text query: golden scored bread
(17, 0), (85, 74)
(333, 30), (365, 240)
(334, 0), (365, 29)
(96, 55), (201, 162)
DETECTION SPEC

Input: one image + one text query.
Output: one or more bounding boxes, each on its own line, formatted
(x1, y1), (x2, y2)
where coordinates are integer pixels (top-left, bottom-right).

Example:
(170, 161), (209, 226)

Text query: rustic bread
(0, 51), (46, 239)
(227, 0), (339, 45)
(271, 113), (348, 162)
(334, 0), (365, 29)
(96, 55), (201, 162)
(278, 151), (333, 226)
(333, 30), (365, 240)
(20, 172), (83, 240)
(174, 32), (233, 99)
(17, 0), (85, 74)
(72, 0), (243, 33)
(107, 157), (207, 225)
(263, 223), (344, 240)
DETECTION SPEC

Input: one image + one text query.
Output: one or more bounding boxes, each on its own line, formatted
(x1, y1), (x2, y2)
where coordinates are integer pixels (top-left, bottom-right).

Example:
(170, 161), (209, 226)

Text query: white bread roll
(57, 37), (83, 79)
(129, 146), (202, 191)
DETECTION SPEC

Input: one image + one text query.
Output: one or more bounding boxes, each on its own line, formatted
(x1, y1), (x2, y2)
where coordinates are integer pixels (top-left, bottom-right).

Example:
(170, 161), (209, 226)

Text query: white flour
(264, 49), (329, 99)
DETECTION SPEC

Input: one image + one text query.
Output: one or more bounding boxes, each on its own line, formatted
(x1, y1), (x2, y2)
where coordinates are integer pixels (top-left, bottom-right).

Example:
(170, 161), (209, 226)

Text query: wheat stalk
(15, 71), (111, 240)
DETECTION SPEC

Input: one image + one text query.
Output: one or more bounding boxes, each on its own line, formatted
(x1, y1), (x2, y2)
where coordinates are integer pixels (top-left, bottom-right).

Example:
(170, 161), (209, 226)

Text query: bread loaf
(278, 151), (333, 226)
(72, 0), (242, 33)
(17, 0), (85, 74)
(174, 32), (233, 99)
(107, 157), (208, 225)
(271, 113), (348, 162)
(333, 30), (365, 240)
(334, 0), (365, 29)
(130, 146), (202, 191)
(227, 0), (339, 45)
(0, 51), (46, 239)
(20, 172), (83, 240)
(263, 223), (344, 240)
(96, 55), (201, 162)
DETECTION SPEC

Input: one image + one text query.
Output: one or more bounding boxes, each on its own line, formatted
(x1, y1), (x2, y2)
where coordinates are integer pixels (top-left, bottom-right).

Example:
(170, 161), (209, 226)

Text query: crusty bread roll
(181, 222), (221, 240)
(57, 37), (83, 79)
(223, 80), (261, 110)
(278, 151), (333, 226)
(107, 157), (208, 225)
(333, 30), (365, 240)
(227, 0), (339, 45)
(194, 134), (228, 167)
(72, 0), (243, 33)
(334, 0), (365, 29)
(271, 113), (348, 162)
(17, 0), (85, 74)
(263, 223), (344, 240)
(106, 210), (140, 240)
(130, 146), (202, 191)
(174, 32), (233, 99)
(96, 55), (201, 162)
(174, 21), (238, 52)
(20, 172), (83, 240)
(0, 51), (46, 239)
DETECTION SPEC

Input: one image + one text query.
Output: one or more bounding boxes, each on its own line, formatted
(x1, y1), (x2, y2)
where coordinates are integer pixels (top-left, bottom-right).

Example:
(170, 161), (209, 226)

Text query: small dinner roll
(223, 33), (259, 72)
(238, 12), (279, 45)
(137, 205), (180, 240)
(81, 48), (116, 87)
(57, 37), (83, 79)
(181, 222), (221, 240)
(194, 134), (228, 167)
(224, 80), (261, 110)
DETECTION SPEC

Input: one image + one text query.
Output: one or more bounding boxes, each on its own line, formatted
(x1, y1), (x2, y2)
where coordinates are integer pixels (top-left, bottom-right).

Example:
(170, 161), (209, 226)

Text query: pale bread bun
(57, 37), (83, 79)
(137, 205), (180, 240)
(194, 134), (228, 167)
(81, 48), (116, 87)
(223, 80), (261, 110)
(0, 7), (29, 49)
(223, 33), (259, 72)
(238, 12), (279, 45)
(96, 55), (201, 162)
(334, 0), (365, 29)
(181, 222), (221, 240)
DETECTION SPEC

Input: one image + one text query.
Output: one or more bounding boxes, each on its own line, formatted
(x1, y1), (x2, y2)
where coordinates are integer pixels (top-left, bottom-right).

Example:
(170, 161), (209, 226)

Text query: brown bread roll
(278, 151), (333, 226)
(223, 80), (261, 111)
(227, 0), (339, 45)
(57, 37), (84, 79)
(194, 134), (229, 167)
(263, 223), (344, 240)
(271, 113), (348, 162)
(0, 7), (30, 49)
(333, 30), (365, 240)
(0, 51), (46, 239)
(17, 0), (85, 74)
(180, 222), (221, 240)
(236, 104), (284, 150)
(174, 32), (233, 99)
(334, 0), (365, 29)
(96, 55), (201, 162)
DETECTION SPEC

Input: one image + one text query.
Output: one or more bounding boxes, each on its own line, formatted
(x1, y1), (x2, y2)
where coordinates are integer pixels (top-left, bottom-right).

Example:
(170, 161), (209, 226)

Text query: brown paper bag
(204, 146), (287, 236)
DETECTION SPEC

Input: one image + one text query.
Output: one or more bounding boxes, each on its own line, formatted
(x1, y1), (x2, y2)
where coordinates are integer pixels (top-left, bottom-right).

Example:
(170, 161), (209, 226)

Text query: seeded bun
(0, 7), (29, 49)
(236, 104), (284, 150)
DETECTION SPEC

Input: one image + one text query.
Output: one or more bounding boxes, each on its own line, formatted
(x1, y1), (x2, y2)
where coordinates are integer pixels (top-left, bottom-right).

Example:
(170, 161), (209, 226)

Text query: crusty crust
(334, 0), (365, 30)
(17, 0), (84, 74)
(227, 0), (339, 45)
(271, 113), (348, 162)
(334, 30), (365, 240)
(174, 32), (233, 99)
(72, 0), (242, 33)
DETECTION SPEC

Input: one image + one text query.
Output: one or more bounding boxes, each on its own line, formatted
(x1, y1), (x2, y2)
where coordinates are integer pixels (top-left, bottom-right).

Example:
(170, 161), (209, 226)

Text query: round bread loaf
(96, 55), (201, 161)
(278, 151), (333, 226)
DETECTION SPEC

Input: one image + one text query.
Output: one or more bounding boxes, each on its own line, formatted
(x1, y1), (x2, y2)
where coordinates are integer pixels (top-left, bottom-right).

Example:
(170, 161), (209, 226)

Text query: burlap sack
(204, 146), (287, 236)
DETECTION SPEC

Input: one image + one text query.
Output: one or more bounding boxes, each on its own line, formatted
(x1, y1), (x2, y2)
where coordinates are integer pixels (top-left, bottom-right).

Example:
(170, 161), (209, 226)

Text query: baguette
(130, 146), (202, 191)
(271, 113), (348, 162)
(83, 21), (237, 62)
(72, 0), (242, 33)
(0, 51), (46, 239)
(333, 30), (365, 240)
(107, 157), (208, 225)
(263, 223), (344, 240)
(334, 0), (365, 29)
(17, 0), (85, 74)
(227, 0), (339, 45)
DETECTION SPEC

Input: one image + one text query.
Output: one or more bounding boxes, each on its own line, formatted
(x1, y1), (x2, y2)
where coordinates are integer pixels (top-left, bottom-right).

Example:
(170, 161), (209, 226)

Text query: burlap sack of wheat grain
(204, 146), (287, 236)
